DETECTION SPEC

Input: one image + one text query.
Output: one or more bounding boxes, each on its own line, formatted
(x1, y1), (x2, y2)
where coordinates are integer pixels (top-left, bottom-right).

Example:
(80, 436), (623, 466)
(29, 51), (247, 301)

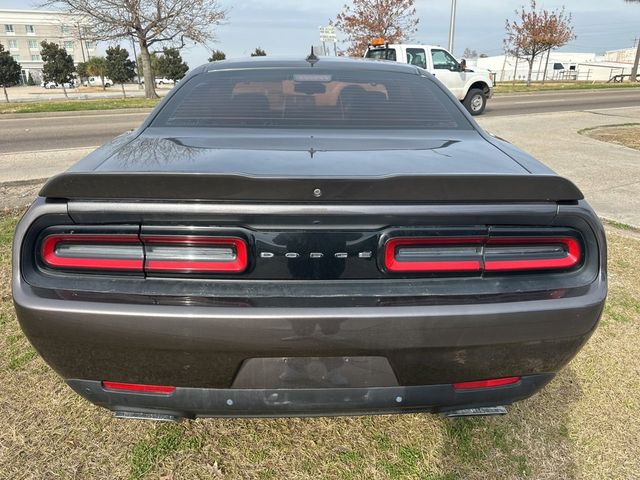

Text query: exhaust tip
(113, 410), (181, 422)
(442, 406), (508, 418)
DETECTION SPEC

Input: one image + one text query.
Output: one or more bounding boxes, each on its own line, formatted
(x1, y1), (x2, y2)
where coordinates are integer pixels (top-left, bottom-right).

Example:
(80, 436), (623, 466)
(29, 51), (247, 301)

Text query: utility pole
(130, 35), (142, 89)
(631, 36), (640, 82)
(448, 0), (457, 53)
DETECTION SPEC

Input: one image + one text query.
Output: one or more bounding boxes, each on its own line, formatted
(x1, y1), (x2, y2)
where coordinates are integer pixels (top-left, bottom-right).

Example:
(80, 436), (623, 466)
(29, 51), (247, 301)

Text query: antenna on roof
(306, 46), (319, 67)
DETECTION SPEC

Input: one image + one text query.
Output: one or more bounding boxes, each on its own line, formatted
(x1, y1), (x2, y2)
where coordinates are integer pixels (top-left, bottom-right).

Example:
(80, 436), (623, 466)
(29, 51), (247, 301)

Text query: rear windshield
(365, 48), (397, 61)
(151, 68), (471, 130)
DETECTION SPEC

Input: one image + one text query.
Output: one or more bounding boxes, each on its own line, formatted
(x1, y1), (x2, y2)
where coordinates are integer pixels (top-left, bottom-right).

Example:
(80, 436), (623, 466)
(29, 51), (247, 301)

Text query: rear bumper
(68, 374), (554, 419)
(14, 276), (605, 416)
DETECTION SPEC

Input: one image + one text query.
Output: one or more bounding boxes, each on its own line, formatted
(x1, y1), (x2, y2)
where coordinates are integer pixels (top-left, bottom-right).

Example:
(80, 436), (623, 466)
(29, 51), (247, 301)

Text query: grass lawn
(580, 123), (640, 152)
(494, 81), (640, 94)
(0, 210), (638, 479)
(0, 97), (160, 115)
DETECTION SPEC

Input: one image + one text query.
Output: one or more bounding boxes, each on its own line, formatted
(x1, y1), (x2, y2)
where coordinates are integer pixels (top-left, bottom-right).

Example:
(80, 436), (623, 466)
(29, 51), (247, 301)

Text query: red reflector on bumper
(453, 376), (521, 390)
(101, 381), (176, 394)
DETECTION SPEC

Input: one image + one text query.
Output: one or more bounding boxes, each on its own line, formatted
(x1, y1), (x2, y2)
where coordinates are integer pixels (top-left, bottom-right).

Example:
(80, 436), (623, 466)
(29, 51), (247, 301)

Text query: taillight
(453, 376), (521, 390)
(484, 236), (581, 271)
(39, 232), (249, 274)
(384, 234), (582, 273)
(142, 235), (248, 273)
(384, 237), (483, 272)
(41, 234), (143, 271)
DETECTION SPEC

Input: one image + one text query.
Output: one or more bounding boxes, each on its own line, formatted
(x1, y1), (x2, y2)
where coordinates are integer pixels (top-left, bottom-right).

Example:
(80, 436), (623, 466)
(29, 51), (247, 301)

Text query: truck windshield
(151, 68), (472, 130)
(365, 48), (397, 61)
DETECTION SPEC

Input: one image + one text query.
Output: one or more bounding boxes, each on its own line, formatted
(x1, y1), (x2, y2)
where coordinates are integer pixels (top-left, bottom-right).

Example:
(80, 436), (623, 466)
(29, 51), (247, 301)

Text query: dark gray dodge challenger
(12, 56), (606, 421)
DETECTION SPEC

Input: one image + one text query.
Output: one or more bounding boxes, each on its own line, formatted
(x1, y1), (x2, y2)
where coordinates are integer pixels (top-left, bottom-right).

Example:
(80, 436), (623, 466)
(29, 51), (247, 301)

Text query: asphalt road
(485, 88), (640, 117)
(0, 88), (639, 154)
(0, 110), (151, 154)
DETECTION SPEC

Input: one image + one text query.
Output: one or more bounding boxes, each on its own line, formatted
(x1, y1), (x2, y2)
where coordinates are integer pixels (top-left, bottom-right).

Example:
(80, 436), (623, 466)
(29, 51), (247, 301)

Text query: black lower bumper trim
(68, 374), (553, 419)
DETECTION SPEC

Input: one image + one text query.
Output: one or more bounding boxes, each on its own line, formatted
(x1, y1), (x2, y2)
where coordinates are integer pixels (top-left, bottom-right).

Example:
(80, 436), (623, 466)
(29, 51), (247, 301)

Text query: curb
(0, 178), (48, 188)
(0, 108), (154, 120)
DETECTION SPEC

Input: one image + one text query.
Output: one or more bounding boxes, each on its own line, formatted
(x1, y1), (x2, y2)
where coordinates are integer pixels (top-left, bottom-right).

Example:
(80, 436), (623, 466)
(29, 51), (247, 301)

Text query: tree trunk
(535, 52), (545, 81)
(62, 85), (68, 99)
(512, 51), (519, 85)
(499, 53), (508, 82)
(631, 40), (640, 82)
(138, 39), (158, 99)
(526, 57), (534, 86)
(3, 85), (9, 103)
(121, 83), (126, 98)
(542, 48), (552, 85)
(101, 75), (105, 91)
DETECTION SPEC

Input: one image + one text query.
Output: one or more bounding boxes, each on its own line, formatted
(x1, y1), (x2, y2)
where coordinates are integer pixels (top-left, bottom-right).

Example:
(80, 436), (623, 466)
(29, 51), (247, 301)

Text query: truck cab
(365, 41), (494, 115)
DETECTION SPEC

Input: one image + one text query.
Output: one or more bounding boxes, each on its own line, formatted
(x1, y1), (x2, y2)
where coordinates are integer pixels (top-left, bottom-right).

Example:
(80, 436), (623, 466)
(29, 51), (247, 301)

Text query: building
(604, 45), (638, 64)
(473, 51), (635, 82)
(0, 9), (96, 84)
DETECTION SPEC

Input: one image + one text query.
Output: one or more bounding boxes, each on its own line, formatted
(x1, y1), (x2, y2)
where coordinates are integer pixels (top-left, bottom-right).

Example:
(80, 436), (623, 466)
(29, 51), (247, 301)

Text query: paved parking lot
(478, 106), (640, 227)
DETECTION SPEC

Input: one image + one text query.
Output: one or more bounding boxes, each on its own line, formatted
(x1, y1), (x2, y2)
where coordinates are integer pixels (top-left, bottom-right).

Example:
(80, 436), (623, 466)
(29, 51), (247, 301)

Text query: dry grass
(0, 211), (638, 479)
(580, 123), (640, 152)
(494, 81), (640, 94)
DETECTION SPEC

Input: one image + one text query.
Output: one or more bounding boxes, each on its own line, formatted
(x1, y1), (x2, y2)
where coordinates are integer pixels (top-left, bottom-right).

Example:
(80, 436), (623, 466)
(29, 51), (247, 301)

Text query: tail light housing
(142, 235), (248, 273)
(39, 230), (249, 275)
(384, 231), (583, 274)
(41, 234), (143, 272)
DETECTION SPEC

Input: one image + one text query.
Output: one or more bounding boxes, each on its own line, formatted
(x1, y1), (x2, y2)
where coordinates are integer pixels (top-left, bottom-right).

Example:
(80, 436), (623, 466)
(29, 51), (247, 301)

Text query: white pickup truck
(365, 42), (495, 115)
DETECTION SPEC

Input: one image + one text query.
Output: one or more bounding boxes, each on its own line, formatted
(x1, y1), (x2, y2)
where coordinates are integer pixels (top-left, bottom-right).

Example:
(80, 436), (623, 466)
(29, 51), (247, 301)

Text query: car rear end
(12, 59), (606, 420)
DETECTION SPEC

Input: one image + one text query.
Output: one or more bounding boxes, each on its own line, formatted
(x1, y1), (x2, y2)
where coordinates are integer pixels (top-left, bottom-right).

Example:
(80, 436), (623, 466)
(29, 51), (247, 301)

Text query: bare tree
(505, 1), (575, 86)
(42, 0), (227, 98)
(335, 0), (419, 57)
(462, 48), (478, 60)
(625, 0), (640, 81)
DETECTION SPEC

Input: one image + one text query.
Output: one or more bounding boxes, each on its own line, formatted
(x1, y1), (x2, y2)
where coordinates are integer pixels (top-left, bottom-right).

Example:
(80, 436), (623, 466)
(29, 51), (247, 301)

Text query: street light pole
(448, 0), (457, 53)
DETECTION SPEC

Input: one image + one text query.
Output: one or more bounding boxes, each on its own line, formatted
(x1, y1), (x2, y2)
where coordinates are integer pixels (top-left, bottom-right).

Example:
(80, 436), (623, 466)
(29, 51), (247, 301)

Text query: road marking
(0, 146), (99, 156)
(509, 99), (569, 105)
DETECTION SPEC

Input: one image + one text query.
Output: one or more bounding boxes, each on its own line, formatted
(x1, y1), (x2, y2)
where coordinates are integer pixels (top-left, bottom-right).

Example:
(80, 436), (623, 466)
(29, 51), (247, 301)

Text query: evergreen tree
(208, 49), (226, 62)
(40, 41), (75, 98)
(0, 43), (22, 102)
(156, 48), (189, 82)
(105, 46), (136, 97)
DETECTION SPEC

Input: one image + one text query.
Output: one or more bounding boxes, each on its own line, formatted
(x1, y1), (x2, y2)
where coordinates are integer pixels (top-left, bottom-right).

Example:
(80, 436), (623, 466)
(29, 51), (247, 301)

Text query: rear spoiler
(40, 172), (584, 203)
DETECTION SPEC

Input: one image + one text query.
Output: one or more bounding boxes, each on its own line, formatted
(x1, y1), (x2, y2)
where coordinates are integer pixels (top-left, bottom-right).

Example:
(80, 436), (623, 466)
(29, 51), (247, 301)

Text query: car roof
(201, 55), (423, 75)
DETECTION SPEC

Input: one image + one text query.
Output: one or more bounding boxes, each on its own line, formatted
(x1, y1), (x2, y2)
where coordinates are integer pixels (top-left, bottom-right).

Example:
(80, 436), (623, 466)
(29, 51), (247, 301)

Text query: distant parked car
(83, 76), (113, 87)
(41, 81), (74, 89)
(141, 77), (175, 86)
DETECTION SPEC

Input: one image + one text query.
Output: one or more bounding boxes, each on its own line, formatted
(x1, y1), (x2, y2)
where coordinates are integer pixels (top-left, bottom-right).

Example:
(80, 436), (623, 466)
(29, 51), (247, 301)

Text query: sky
(1, 0), (639, 67)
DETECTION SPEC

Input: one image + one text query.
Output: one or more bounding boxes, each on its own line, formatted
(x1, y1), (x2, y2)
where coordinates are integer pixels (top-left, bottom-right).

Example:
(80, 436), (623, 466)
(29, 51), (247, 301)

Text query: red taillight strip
(101, 381), (176, 394)
(484, 236), (581, 272)
(384, 237), (485, 273)
(142, 235), (248, 273)
(41, 234), (143, 271)
(453, 376), (521, 390)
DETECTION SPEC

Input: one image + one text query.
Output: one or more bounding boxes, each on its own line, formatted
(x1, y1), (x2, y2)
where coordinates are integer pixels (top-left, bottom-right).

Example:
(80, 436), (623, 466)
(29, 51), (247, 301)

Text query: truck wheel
(463, 89), (487, 116)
